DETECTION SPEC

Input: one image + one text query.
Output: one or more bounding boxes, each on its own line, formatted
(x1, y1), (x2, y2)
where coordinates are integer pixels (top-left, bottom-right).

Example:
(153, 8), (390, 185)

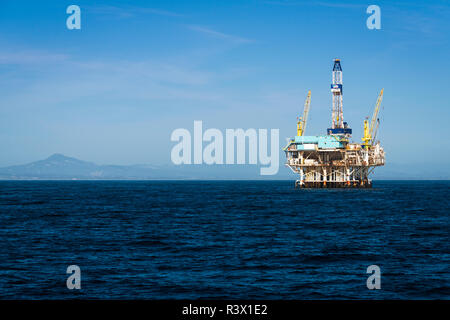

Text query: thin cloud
(187, 25), (254, 44)
(264, 1), (363, 9)
(381, 3), (450, 46)
(88, 5), (184, 19)
(0, 49), (227, 108)
(0, 51), (69, 65)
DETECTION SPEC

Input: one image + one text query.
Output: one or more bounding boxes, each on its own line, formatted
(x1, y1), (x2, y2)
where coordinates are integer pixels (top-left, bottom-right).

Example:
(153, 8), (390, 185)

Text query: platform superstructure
(284, 59), (385, 188)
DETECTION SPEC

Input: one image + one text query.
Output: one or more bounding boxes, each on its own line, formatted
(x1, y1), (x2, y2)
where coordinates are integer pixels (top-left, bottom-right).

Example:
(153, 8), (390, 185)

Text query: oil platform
(283, 59), (385, 188)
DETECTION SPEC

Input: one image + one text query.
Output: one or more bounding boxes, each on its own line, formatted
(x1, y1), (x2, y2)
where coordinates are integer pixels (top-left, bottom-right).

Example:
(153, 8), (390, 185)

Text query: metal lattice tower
(331, 59), (343, 129)
(328, 59), (351, 136)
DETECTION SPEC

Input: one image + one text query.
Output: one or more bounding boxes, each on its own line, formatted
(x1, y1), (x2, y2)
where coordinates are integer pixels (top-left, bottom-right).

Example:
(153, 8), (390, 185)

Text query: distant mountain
(0, 154), (167, 180)
(0, 154), (447, 180)
(0, 154), (289, 180)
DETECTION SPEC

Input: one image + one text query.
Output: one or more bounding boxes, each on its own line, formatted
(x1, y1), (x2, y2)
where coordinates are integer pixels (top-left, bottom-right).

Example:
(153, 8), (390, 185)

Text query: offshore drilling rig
(283, 59), (385, 188)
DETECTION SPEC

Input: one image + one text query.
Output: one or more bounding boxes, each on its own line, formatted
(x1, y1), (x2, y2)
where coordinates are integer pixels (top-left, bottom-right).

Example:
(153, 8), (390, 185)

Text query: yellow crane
(362, 88), (384, 147)
(297, 90), (311, 136)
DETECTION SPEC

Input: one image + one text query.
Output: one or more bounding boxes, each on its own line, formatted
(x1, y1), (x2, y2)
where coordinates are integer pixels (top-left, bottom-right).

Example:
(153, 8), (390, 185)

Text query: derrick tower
(328, 59), (352, 136)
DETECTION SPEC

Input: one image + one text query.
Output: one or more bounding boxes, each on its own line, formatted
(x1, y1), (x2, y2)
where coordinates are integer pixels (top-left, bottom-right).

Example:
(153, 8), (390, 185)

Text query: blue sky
(0, 0), (449, 176)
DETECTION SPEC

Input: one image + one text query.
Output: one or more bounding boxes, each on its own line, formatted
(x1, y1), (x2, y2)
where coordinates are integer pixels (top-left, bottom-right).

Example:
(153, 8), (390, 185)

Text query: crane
(369, 88), (383, 143)
(372, 118), (380, 144)
(362, 88), (384, 147)
(297, 90), (311, 136)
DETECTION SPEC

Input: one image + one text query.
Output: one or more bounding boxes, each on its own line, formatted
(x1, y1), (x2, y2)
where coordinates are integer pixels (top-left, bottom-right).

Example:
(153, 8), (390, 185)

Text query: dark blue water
(0, 180), (448, 299)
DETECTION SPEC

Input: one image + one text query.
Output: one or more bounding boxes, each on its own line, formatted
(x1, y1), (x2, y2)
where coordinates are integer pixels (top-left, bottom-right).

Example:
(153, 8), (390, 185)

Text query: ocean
(0, 180), (448, 299)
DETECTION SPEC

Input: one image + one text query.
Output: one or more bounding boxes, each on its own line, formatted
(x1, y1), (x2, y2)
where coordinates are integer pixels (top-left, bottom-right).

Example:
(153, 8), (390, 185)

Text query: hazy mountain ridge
(0, 154), (448, 180)
(0, 154), (283, 180)
(0, 154), (167, 180)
